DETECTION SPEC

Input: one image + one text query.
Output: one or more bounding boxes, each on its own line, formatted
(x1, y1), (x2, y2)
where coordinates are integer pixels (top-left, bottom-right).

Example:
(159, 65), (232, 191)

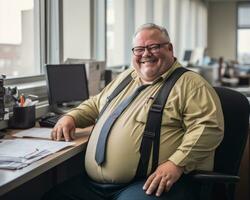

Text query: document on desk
(13, 127), (53, 139)
(0, 139), (75, 170)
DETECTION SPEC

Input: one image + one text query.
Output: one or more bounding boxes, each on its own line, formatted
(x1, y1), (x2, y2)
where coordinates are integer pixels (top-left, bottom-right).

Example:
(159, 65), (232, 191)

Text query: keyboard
(39, 114), (61, 128)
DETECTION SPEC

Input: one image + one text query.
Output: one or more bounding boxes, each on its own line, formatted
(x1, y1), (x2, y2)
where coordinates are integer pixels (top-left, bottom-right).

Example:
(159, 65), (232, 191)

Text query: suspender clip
(150, 104), (163, 113)
(144, 131), (155, 138)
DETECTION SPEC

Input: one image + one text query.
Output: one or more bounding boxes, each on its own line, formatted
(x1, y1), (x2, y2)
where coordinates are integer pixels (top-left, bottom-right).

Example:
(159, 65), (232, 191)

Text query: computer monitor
(45, 64), (89, 113)
(183, 50), (193, 62)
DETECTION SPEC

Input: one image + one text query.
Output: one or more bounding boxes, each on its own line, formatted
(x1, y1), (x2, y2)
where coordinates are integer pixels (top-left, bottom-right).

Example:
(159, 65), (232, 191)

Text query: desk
(0, 128), (91, 199)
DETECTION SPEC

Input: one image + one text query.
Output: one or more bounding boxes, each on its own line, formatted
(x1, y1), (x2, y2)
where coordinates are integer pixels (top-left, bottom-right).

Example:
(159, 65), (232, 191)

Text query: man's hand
(51, 115), (76, 141)
(143, 161), (184, 197)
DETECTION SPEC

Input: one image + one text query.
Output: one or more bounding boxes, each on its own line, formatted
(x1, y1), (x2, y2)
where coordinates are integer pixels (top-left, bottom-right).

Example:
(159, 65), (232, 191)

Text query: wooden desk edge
(0, 129), (90, 196)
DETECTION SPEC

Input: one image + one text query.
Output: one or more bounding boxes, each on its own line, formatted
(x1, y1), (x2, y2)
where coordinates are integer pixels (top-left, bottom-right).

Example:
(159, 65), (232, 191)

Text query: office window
(106, 0), (134, 68)
(237, 3), (250, 64)
(106, 0), (115, 67)
(0, 0), (43, 78)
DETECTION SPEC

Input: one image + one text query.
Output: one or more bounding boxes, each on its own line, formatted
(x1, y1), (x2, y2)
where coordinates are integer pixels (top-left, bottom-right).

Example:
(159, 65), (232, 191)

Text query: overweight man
(43, 23), (224, 200)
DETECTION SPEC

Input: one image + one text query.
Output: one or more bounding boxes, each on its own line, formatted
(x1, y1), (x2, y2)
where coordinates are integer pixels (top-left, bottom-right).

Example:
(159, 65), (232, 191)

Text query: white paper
(0, 138), (75, 169)
(13, 127), (53, 139)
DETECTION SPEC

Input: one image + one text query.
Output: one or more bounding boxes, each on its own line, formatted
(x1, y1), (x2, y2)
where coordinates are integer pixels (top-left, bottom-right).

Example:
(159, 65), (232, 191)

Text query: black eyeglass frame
(131, 42), (170, 56)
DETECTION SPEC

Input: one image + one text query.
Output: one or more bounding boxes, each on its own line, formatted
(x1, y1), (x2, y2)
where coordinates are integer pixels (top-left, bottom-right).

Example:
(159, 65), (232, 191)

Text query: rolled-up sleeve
(168, 85), (224, 173)
(66, 94), (100, 128)
(66, 68), (135, 128)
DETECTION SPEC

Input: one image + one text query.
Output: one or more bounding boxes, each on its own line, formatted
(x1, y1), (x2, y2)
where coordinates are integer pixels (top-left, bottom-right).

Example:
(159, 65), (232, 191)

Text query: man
(44, 23), (224, 200)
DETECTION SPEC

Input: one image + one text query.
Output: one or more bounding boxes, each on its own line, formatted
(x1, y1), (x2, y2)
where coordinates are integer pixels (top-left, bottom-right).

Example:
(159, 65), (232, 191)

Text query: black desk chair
(189, 87), (250, 200)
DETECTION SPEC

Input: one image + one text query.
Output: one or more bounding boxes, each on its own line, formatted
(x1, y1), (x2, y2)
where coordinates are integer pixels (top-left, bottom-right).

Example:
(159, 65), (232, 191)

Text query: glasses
(131, 42), (169, 56)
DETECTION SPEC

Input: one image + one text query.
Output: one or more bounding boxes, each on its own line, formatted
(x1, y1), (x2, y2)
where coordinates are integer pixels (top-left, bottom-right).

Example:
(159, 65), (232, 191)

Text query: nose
(142, 47), (152, 57)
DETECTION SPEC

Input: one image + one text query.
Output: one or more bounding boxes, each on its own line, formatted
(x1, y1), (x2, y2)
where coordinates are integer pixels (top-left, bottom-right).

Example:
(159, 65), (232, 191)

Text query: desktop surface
(0, 127), (91, 197)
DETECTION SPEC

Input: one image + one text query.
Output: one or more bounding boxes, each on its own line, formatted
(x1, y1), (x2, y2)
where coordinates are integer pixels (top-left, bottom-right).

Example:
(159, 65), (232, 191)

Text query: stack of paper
(13, 127), (53, 139)
(0, 139), (74, 169)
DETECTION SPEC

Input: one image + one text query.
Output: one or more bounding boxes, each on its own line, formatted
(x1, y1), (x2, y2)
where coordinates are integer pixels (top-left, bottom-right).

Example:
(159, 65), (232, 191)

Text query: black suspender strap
(98, 73), (133, 119)
(135, 67), (189, 178)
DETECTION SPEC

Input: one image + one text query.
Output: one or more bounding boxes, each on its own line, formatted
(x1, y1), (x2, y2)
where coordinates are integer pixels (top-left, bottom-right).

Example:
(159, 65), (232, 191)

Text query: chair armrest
(188, 170), (240, 183)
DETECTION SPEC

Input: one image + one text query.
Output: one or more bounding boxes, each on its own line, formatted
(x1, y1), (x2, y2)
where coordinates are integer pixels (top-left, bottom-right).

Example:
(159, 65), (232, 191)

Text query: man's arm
(51, 95), (100, 141)
(168, 85), (224, 172)
(143, 84), (224, 196)
(51, 68), (135, 141)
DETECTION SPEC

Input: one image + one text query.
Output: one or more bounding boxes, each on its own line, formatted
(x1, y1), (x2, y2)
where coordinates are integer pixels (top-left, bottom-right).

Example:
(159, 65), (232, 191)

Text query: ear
(168, 43), (173, 51)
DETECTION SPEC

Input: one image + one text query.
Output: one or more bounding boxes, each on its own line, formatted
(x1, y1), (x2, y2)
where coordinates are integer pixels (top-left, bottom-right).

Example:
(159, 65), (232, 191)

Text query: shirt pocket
(134, 98), (169, 126)
(135, 95), (183, 128)
(135, 97), (153, 124)
(135, 105), (147, 124)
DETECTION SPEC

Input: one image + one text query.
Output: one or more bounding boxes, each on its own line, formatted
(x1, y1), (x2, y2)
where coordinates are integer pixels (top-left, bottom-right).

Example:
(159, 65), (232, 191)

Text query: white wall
(207, 1), (236, 60)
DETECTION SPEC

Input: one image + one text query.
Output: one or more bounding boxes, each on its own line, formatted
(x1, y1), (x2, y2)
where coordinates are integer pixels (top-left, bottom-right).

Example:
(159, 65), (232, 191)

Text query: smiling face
(132, 28), (175, 84)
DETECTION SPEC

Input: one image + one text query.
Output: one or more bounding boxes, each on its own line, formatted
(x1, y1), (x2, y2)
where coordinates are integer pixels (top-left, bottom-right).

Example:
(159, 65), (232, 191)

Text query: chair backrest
(213, 87), (249, 175)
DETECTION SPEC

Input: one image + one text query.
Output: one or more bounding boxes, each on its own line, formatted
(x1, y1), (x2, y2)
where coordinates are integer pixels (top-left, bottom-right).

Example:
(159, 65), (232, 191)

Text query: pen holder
(8, 105), (36, 129)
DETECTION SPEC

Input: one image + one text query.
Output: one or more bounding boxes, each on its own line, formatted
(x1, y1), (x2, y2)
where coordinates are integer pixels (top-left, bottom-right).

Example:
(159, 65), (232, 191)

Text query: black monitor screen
(46, 64), (89, 105)
(183, 50), (192, 61)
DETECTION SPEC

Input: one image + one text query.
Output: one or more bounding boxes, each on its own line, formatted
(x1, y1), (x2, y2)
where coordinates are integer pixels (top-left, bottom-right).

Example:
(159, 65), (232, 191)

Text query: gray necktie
(95, 84), (149, 165)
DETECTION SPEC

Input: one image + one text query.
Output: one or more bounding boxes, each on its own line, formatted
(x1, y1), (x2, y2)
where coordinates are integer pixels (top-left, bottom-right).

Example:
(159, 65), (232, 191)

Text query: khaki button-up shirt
(67, 61), (224, 184)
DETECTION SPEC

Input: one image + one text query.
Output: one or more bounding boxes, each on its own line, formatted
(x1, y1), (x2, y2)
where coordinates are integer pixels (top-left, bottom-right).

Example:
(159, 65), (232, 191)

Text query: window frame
(4, 0), (105, 101)
(3, 0), (46, 83)
(3, 0), (47, 99)
(236, 1), (250, 64)
(4, 0), (62, 103)
(0, 0), (105, 131)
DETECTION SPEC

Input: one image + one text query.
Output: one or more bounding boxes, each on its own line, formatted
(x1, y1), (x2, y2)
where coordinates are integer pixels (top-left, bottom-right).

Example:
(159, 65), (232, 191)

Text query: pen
(20, 94), (25, 107)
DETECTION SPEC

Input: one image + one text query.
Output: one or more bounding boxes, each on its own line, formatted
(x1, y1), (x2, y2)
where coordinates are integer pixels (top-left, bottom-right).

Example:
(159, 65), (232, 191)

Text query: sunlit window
(106, 0), (115, 67)
(237, 3), (250, 64)
(106, 0), (134, 68)
(0, 0), (42, 78)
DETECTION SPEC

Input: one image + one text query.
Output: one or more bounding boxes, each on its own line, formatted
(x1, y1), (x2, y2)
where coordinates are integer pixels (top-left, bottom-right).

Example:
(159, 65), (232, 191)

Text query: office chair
(189, 87), (250, 200)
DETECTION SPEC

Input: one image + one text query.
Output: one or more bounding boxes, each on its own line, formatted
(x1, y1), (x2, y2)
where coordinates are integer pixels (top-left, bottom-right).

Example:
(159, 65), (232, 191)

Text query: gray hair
(132, 23), (170, 44)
